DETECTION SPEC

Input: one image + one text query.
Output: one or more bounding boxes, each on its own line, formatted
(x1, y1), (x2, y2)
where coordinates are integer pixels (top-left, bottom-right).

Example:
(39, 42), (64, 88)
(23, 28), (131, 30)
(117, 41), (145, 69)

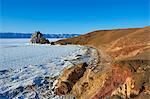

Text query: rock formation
(30, 31), (49, 44)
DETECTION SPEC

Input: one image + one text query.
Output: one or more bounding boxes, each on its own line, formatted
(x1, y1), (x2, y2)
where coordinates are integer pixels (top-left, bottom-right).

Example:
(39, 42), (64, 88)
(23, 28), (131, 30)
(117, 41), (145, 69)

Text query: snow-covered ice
(0, 39), (94, 99)
(0, 44), (88, 70)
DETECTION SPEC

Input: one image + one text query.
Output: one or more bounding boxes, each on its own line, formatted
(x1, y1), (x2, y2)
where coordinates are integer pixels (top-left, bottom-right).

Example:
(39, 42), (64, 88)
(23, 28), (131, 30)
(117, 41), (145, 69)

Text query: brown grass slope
(56, 26), (150, 60)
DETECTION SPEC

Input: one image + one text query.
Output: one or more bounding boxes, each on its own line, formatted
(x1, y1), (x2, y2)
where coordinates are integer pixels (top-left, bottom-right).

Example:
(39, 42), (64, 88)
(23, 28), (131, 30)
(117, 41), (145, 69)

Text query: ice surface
(0, 44), (86, 70)
(0, 39), (94, 98)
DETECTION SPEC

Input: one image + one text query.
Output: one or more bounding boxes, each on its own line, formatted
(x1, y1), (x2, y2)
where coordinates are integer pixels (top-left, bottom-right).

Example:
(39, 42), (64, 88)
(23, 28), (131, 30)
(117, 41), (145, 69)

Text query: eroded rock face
(72, 68), (111, 99)
(54, 62), (88, 95)
(111, 60), (150, 99)
(54, 58), (150, 99)
(91, 64), (131, 99)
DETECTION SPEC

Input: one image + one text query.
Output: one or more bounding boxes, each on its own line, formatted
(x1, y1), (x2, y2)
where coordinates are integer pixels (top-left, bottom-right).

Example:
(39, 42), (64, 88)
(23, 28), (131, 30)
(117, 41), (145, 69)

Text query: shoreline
(0, 45), (97, 99)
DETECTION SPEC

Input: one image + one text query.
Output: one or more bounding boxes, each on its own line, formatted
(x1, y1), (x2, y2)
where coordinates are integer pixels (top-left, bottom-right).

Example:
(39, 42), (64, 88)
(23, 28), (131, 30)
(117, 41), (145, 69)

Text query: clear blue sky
(1, 0), (149, 34)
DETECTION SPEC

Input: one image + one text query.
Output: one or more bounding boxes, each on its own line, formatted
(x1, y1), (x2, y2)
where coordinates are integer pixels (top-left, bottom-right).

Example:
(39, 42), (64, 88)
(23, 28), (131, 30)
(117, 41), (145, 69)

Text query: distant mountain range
(0, 33), (80, 38)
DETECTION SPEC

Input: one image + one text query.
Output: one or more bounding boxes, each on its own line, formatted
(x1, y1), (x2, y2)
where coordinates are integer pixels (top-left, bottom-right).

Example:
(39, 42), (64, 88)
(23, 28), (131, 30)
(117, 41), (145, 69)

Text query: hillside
(56, 26), (150, 60)
(54, 26), (150, 99)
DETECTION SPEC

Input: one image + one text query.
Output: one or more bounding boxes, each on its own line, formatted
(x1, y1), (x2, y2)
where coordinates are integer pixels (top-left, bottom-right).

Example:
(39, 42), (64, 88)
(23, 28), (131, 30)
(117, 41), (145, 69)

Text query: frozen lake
(0, 39), (94, 98)
(0, 38), (78, 70)
(0, 39), (69, 70)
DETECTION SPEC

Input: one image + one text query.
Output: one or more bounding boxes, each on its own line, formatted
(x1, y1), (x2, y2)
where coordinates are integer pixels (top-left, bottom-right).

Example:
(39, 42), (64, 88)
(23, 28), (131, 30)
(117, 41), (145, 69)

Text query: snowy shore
(0, 41), (96, 98)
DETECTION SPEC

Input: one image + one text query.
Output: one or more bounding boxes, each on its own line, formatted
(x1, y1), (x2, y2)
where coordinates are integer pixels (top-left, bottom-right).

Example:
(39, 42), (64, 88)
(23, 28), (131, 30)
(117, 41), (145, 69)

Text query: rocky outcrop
(54, 63), (88, 95)
(30, 31), (49, 44)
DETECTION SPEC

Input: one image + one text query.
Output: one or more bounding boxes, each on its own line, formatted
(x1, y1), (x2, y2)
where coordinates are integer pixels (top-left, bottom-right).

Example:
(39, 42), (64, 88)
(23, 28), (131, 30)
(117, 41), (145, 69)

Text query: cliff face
(54, 26), (150, 99)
